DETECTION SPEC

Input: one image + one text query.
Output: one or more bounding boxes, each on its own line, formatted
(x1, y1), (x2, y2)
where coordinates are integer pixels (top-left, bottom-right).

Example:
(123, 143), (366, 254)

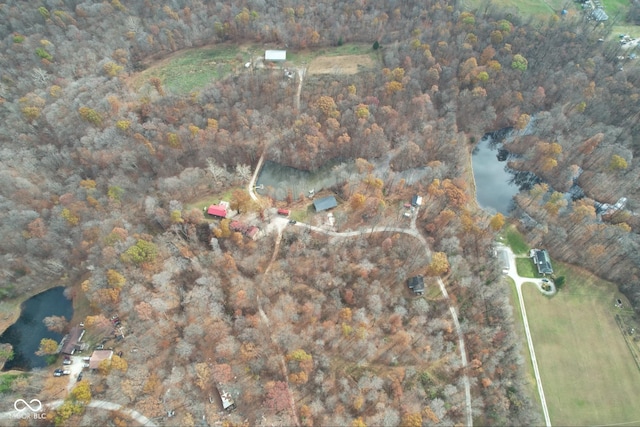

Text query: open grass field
(131, 45), (244, 95)
(522, 261), (640, 426)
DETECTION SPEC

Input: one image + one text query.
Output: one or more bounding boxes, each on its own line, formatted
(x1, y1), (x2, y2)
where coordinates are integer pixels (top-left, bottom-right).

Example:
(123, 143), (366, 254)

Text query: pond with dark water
(0, 287), (73, 371)
(472, 132), (541, 214)
(256, 160), (358, 201)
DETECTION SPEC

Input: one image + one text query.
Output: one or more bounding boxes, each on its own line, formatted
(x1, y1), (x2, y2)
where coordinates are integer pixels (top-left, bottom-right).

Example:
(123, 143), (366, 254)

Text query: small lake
(472, 135), (540, 214)
(0, 287), (73, 371)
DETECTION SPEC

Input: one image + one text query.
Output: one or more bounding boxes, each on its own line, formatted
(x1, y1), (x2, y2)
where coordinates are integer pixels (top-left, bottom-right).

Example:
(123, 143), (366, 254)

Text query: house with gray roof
(313, 196), (337, 212)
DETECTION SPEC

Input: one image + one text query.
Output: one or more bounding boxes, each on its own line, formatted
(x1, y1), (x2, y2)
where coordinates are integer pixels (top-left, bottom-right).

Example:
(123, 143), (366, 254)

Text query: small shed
(265, 50), (287, 62)
(207, 205), (227, 218)
(277, 208), (290, 216)
(217, 385), (236, 411)
(407, 276), (425, 295)
(246, 226), (260, 240)
(313, 196), (338, 212)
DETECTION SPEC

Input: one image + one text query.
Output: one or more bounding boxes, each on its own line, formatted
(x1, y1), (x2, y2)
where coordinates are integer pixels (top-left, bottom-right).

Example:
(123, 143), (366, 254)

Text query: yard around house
(516, 257), (538, 278)
(522, 261), (640, 426)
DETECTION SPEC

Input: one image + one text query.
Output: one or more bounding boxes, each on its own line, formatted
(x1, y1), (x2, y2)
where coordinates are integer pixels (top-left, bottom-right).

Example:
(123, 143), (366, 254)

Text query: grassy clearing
(462, 0), (570, 19)
(184, 188), (238, 213)
(287, 43), (376, 64)
(504, 226), (530, 255)
(522, 261), (640, 426)
(612, 24), (640, 38)
(516, 257), (538, 278)
(601, 0), (631, 18)
(133, 45), (243, 95)
(0, 373), (26, 393)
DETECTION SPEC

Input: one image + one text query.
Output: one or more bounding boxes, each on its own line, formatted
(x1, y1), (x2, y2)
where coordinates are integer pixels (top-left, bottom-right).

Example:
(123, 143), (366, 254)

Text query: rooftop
(313, 196), (338, 212)
(60, 326), (85, 355)
(265, 50), (287, 61)
(533, 249), (553, 275)
(89, 349), (113, 369)
(407, 275), (425, 295)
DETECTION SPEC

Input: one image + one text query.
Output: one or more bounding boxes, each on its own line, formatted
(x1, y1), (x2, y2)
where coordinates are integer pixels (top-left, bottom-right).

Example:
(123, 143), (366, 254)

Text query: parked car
(63, 357), (72, 365)
(77, 373), (83, 382)
(95, 344), (104, 350)
(288, 220), (297, 225)
(82, 362), (90, 368)
(62, 370), (71, 375)
(53, 369), (64, 377)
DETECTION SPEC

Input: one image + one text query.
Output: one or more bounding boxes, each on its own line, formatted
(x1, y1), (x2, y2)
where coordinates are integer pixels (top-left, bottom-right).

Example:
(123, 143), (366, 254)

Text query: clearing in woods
(307, 54), (375, 75)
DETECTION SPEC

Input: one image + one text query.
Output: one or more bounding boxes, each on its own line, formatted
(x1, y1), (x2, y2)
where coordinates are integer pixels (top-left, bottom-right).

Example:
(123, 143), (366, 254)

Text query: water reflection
(0, 287), (73, 371)
(472, 135), (541, 214)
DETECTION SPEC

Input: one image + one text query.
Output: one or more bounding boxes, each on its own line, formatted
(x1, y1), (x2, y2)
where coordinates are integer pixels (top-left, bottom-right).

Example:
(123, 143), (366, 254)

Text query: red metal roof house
(207, 205), (227, 218)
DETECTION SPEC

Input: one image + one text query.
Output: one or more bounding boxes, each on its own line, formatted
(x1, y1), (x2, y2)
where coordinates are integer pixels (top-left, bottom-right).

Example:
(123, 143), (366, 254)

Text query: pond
(0, 287), (73, 371)
(256, 160), (358, 201)
(472, 133), (541, 214)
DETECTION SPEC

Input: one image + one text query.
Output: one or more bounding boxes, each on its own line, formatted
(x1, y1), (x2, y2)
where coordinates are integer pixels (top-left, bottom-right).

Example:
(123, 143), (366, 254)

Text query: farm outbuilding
(207, 205), (227, 218)
(265, 50), (286, 62)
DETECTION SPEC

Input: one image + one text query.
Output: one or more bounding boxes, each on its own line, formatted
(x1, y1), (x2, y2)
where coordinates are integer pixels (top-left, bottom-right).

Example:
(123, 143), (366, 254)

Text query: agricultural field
(522, 262), (640, 426)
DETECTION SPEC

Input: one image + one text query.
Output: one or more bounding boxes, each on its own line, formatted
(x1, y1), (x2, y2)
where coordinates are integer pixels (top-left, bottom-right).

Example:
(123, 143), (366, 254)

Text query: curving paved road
(294, 215), (473, 426)
(0, 399), (157, 426)
(498, 244), (552, 427)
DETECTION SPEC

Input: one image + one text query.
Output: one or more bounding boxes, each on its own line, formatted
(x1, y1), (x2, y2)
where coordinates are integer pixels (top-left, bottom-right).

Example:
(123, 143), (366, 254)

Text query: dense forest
(0, 0), (639, 425)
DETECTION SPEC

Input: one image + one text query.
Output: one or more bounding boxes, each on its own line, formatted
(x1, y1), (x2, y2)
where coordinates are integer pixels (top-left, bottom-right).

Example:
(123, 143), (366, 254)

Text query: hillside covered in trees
(0, 0), (639, 425)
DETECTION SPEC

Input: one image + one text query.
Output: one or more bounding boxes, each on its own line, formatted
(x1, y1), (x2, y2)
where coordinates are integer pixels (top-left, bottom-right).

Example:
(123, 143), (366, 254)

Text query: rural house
(411, 195), (423, 207)
(531, 249), (553, 275)
(407, 275), (425, 295)
(313, 196), (338, 212)
(60, 326), (85, 355)
(89, 349), (114, 370)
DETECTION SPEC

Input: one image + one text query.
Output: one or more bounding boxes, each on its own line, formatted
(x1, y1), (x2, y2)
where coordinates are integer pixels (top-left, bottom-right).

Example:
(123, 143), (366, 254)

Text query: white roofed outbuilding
(265, 50), (287, 61)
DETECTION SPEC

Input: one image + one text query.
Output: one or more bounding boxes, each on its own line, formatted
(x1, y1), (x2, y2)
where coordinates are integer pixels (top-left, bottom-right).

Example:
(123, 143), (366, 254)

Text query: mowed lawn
(522, 262), (640, 425)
